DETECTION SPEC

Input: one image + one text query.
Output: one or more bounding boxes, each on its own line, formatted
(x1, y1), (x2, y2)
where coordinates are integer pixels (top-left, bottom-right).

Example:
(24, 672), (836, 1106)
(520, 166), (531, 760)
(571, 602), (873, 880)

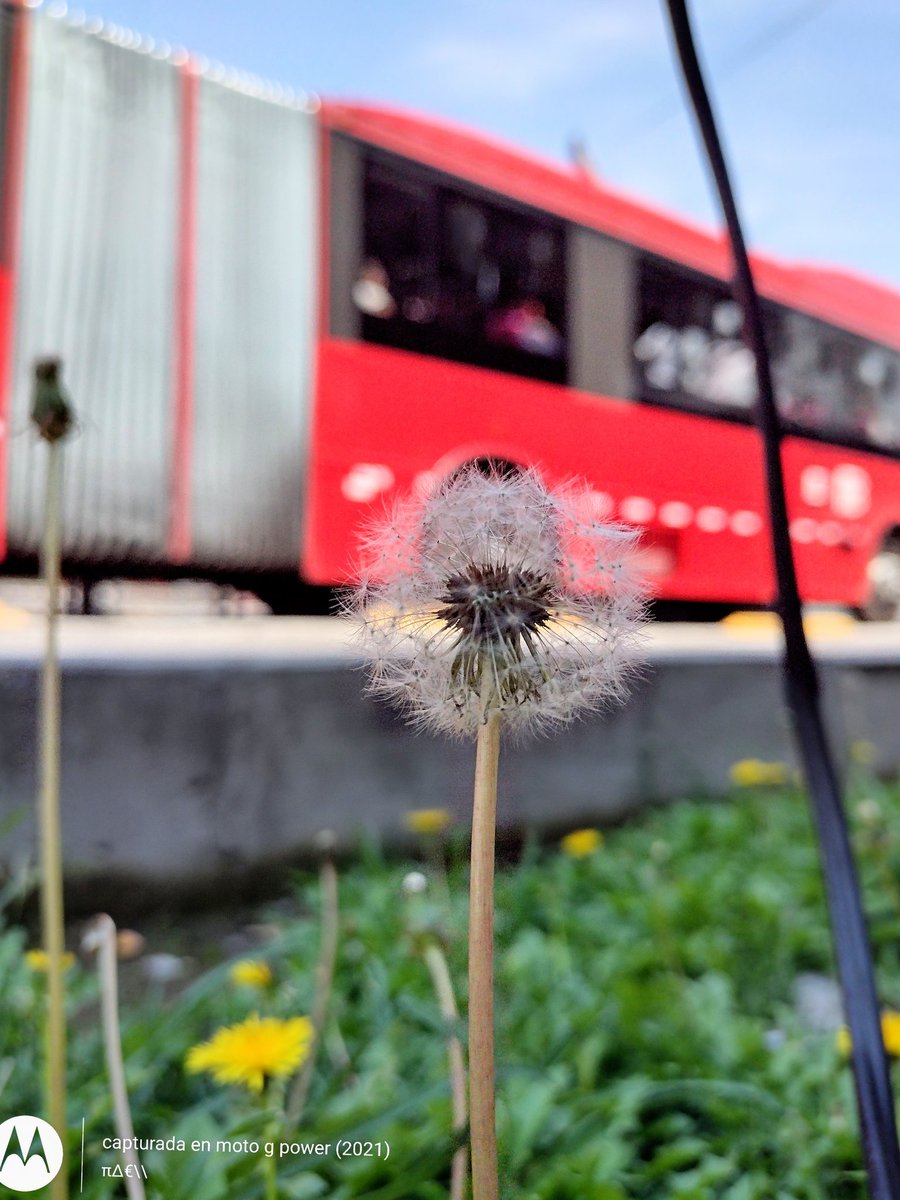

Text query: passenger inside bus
(352, 258), (396, 318)
(485, 298), (564, 358)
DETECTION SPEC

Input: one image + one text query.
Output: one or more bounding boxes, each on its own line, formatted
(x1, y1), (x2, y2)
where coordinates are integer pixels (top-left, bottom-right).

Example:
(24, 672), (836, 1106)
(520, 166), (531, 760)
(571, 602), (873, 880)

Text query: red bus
(2, 8), (900, 615)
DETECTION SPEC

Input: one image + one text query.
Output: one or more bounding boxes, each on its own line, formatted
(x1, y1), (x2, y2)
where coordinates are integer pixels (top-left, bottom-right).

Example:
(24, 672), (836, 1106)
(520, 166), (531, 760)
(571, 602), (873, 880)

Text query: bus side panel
(190, 85), (317, 572)
(0, 1), (29, 562)
(306, 338), (781, 601)
(311, 334), (900, 606)
(783, 438), (900, 609)
(7, 11), (178, 564)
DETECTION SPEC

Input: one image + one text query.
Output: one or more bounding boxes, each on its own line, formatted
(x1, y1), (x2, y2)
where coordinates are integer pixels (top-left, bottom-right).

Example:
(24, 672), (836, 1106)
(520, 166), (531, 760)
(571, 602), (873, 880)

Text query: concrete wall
(2, 632), (897, 908)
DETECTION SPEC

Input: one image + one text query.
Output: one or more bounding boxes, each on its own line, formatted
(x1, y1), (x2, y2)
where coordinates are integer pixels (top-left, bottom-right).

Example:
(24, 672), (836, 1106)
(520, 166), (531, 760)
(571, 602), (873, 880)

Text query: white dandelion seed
(348, 466), (647, 737)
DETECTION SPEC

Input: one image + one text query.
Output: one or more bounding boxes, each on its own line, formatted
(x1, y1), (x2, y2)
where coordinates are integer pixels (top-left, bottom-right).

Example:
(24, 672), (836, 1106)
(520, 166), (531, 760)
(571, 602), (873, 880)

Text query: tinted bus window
(357, 153), (568, 384)
(633, 258), (900, 454)
(770, 310), (900, 450)
(633, 258), (757, 412)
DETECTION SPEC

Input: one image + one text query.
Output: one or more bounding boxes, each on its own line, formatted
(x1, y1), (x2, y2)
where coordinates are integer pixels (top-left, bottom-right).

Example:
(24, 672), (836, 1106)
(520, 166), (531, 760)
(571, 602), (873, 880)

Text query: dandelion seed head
(348, 466), (647, 737)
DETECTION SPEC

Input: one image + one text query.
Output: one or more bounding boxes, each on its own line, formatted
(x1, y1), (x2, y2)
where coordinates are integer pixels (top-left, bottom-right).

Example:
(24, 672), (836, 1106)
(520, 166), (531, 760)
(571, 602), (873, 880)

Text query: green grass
(4, 774), (900, 1198)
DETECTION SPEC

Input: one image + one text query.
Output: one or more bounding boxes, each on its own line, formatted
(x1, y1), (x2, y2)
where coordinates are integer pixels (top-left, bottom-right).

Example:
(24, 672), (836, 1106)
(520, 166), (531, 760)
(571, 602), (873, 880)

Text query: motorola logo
(0, 1116), (64, 1192)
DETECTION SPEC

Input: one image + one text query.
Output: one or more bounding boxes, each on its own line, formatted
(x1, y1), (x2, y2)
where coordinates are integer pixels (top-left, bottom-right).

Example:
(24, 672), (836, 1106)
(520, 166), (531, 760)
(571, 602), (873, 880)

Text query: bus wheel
(864, 535), (900, 621)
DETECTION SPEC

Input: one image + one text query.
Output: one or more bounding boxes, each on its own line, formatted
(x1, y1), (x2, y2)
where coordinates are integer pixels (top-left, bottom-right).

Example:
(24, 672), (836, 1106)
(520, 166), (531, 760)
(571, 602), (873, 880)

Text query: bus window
(858, 349), (900, 448)
(357, 152), (568, 384)
(771, 311), (900, 450)
(359, 159), (438, 355)
(633, 259), (757, 412)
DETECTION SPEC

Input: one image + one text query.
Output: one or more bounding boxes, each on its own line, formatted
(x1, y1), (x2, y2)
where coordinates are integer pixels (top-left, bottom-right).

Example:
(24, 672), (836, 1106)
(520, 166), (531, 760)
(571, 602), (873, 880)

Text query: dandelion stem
(263, 1137), (278, 1200)
(468, 673), (501, 1200)
(83, 915), (145, 1200)
(39, 436), (68, 1199)
(424, 942), (468, 1200)
(285, 853), (339, 1131)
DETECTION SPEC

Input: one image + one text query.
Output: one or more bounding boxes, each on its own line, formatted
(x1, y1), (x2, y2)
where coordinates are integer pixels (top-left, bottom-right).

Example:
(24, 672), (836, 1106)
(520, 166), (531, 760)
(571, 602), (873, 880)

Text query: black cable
(661, 2), (900, 1195)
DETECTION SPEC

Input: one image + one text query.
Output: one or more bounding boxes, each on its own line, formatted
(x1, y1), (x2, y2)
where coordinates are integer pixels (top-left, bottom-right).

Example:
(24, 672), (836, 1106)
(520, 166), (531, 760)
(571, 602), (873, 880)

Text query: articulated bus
(2, 5), (900, 614)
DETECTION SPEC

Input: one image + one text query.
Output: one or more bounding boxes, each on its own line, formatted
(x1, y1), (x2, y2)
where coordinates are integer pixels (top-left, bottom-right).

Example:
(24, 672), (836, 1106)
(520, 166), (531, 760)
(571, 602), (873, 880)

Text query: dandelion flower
(560, 828), (603, 858)
(405, 807), (452, 835)
(837, 1011), (900, 1059)
(229, 959), (273, 988)
(350, 466), (645, 1200)
(351, 466), (646, 737)
(186, 1013), (313, 1093)
(26, 949), (75, 971)
(850, 740), (877, 766)
(729, 758), (789, 788)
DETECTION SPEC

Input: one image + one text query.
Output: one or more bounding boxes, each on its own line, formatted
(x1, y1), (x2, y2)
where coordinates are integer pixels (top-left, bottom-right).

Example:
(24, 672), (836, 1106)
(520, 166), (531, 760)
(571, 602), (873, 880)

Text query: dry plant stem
(285, 855), (339, 1130)
(424, 942), (468, 1200)
(84, 916), (145, 1200)
(468, 683), (501, 1200)
(39, 439), (68, 1200)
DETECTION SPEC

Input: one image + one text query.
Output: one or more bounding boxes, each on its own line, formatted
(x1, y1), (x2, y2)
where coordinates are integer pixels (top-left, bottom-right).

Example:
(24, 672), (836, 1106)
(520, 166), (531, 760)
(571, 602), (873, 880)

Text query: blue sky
(65, 0), (900, 289)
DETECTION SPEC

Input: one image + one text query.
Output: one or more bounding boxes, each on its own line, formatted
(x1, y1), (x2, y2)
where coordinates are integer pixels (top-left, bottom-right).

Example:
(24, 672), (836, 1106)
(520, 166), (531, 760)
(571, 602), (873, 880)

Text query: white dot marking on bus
(830, 464), (871, 519)
(696, 505), (729, 533)
(341, 463), (395, 503)
(585, 490), (614, 519)
(789, 518), (818, 544)
(799, 465), (830, 508)
(659, 501), (693, 529)
(412, 470), (439, 497)
(619, 496), (655, 524)
(817, 520), (844, 547)
(730, 510), (762, 537)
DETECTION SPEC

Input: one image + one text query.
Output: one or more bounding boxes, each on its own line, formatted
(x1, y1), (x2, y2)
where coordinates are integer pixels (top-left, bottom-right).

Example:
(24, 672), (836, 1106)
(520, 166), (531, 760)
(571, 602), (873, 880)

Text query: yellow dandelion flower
(25, 949), (76, 972)
(729, 759), (789, 788)
(883, 1012), (900, 1056)
(405, 808), (452, 835)
(837, 1011), (900, 1059)
(851, 739), (877, 766)
(229, 960), (273, 988)
(560, 828), (603, 859)
(186, 1013), (313, 1093)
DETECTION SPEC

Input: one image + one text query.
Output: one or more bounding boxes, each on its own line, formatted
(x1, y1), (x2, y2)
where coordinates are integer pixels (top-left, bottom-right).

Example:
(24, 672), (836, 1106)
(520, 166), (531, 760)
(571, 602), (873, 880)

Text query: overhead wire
(624, 0), (836, 141)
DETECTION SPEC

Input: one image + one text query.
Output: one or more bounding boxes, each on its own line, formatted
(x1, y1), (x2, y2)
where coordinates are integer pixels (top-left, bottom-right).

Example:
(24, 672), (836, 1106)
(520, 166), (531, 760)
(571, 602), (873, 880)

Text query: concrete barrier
(1, 618), (898, 908)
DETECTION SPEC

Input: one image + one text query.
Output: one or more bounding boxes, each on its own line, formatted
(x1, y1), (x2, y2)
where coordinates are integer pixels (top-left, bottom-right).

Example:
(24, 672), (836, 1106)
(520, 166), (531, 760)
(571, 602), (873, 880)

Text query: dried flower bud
(30, 357), (75, 443)
(115, 929), (146, 960)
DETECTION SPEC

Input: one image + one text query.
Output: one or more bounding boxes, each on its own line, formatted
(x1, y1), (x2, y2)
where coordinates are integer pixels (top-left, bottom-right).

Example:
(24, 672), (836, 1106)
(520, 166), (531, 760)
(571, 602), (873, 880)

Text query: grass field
(3, 769), (900, 1198)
